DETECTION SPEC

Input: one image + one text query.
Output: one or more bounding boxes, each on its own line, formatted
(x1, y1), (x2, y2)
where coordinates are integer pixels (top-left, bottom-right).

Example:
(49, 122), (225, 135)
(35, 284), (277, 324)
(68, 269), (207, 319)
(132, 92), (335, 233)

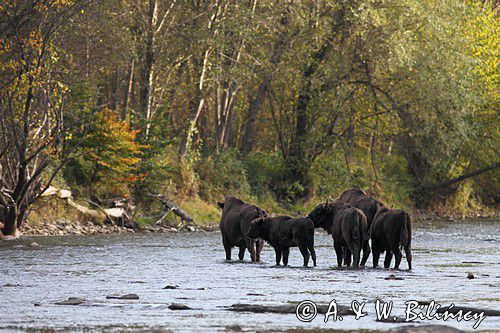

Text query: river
(1, 219), (499, 332)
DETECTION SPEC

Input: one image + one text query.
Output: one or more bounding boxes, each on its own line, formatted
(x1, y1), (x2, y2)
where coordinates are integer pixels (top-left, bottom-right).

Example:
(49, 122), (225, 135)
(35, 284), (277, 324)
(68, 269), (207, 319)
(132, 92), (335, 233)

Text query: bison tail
(350, 211), (361, 248)
(360, 213), (369, 241)
(399, 212), (410, 249)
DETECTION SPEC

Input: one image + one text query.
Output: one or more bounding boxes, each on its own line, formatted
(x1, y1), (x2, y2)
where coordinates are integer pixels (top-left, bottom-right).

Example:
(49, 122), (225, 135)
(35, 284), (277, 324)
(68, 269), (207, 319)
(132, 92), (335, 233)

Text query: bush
(196, 149), (251, 203)
(310, 150), (351, 198)
(243, 152), (282, 197)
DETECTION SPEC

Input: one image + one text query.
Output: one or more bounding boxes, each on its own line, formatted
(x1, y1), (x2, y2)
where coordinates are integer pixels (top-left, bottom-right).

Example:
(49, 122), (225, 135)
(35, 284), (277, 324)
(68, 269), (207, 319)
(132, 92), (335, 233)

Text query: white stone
(58, 189), (72, 199)
(41, 186), (58, 197)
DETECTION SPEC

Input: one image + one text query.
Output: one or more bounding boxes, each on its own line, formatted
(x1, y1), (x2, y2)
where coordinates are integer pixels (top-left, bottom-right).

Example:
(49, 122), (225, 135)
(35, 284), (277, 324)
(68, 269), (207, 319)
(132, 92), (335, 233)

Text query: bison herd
(218, 188), (412, 270)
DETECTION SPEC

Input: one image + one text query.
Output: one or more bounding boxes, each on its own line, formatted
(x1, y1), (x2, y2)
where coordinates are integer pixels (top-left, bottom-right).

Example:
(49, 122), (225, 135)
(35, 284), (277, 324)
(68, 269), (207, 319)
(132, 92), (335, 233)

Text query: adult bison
(337, 188), (384, 265)
(371, 207), (412, 270)
(218, 196), (267, 262)
(338, 188), (383, 227)
(337, 188), (367, 204)
(247, 216), (316, 267)
(307, 201), (368, 269)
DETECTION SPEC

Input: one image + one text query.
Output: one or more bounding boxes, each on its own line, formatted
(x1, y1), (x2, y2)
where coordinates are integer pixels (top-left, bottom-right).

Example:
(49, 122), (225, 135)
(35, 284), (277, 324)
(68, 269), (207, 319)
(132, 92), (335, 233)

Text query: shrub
(196, 149), (251, 203)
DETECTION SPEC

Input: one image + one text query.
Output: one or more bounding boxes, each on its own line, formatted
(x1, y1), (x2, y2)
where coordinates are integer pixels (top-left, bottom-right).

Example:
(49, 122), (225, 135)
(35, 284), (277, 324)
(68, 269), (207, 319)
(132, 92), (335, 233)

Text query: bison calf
(247, 216), (316, 267)
(371, 207), (412, 270)
(218, 196), (267, 262)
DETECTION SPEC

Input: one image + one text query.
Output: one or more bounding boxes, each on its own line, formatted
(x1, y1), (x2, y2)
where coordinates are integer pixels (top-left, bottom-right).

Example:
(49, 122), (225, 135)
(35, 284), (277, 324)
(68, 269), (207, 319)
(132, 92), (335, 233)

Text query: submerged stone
(55, 297), (86, 305)
(169, 303), (192, 310)
(106, 293), (139, 300)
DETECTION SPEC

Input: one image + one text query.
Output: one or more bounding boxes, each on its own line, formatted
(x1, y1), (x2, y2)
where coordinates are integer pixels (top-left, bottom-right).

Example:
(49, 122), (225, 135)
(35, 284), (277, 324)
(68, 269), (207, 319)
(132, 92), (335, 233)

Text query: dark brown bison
(218, 196), (267, 262)
(371, 207), (412, 270)
(337, 188), (384, 265)
(337, 188), (367, 204)
(338, 188), (383, 227)
(307, 201), (368, 269)
(247, 216), (316, 267)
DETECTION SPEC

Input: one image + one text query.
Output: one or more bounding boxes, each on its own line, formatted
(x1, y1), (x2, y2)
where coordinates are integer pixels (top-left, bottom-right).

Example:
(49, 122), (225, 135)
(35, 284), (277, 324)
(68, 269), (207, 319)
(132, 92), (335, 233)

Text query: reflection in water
(1, 220), (499, 332)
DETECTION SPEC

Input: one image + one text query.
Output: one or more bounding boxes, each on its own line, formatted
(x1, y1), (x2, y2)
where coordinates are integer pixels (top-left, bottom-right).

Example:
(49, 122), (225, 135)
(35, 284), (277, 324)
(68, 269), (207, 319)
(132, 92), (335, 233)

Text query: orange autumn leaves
(85, 110), (146, 183)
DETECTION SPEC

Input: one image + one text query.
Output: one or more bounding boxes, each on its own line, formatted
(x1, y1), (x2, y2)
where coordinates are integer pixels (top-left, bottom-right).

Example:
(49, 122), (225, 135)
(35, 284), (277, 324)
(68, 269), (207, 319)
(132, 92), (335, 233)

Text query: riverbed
(1, 219), (499, 332)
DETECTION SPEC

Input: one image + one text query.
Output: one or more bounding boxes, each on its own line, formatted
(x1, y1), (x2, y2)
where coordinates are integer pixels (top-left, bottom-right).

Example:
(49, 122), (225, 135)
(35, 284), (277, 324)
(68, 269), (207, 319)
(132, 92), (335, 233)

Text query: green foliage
(196, 150), (251, 203)
(243, 152), (283, 197)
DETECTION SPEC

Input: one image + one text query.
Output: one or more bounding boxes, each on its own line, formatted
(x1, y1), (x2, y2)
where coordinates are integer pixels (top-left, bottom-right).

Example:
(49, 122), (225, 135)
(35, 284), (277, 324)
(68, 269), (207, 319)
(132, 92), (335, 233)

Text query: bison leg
(352, 247), (361, 269)
(392, 247), (402, 270)
(372, 249), (381, 268)
(405, 244), (412, 270)
(246, 238), (256, 262)
(308, 244), (317, 267)
(238, 246), (246, 261)
(344, 247), (352, 267)
(223, 235), (232, 261)
(274, 247), (282, 266)
(282, 247), (290, 266)
(256, 239), (265, 262)
(383, 251), (393, 269)
(361, 240), (371, 266)
(333, 242), (344, 267)
(298, 245), (310, 267)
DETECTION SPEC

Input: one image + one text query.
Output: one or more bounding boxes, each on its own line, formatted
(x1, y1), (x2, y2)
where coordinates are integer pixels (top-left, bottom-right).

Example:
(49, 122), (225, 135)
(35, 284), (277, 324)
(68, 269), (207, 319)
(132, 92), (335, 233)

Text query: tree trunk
(281, 79), (313, 200)
(239, 18), (287, 155)
(280, 39), (331, 201)
(239, 76), (270, 154)
(139, 0), (157, 138)
(122, 58), (135, 120)
(1, 205), (18, 236)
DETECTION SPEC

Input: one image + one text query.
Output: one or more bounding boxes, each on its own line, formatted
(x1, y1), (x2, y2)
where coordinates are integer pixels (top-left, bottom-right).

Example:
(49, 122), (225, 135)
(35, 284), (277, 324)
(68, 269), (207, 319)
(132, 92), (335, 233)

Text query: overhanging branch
(425, 162), (499, 191)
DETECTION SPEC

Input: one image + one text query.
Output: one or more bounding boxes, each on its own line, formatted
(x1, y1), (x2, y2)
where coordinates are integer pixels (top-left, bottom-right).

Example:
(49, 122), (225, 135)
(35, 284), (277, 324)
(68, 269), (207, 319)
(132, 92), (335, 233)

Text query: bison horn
(327, 196), (334, 203)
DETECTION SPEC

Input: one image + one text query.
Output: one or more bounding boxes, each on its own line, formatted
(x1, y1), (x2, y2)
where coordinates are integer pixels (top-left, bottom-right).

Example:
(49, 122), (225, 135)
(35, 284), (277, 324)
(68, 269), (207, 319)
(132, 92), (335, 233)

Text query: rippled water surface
(1, 220), (499, 332)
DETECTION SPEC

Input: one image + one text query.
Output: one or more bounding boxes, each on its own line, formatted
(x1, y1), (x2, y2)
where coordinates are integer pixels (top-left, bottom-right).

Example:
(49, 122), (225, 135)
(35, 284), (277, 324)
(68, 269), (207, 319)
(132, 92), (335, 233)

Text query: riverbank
(18, 219), (215, 237)
(2, 190), (497, 240)
(7, 209), (496, 239)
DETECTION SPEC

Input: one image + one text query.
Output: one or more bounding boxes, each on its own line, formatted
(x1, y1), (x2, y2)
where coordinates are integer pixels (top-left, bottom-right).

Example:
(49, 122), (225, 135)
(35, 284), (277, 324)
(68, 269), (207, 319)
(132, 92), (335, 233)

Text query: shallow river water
(1, 219), (499, 332)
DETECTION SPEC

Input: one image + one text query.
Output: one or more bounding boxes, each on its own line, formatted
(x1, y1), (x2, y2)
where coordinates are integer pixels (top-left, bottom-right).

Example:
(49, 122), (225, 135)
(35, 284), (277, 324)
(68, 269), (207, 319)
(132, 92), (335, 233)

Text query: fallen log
(228, 303), (354, 316)
(148, 194), (193, 223)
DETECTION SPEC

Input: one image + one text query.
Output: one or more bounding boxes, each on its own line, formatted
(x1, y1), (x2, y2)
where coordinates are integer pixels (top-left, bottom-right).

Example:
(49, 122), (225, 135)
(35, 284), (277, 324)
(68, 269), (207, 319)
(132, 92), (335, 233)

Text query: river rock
(389, 325), (464, 333)
(106, 293), (139, 300)
(55, 297), (86, 305)
(467, 272), (475, 279)
(225, 324), (243, 331)
(169, 303), (192, 310)
(28, 242), (41, 249)
(163, 285), (179, 289)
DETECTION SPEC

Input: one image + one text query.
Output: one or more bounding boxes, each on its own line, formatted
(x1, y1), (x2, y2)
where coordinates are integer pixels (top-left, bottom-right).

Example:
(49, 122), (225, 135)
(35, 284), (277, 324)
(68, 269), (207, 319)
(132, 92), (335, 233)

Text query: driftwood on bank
(41, 186), (136, 228)
(147, 194), (194, 225)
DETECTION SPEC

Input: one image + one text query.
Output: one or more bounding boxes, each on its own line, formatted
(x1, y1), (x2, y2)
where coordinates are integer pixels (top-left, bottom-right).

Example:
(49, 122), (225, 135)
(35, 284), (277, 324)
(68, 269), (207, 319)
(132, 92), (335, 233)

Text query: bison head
(247, 217), (266, 239)
(307, 202), (332, 229)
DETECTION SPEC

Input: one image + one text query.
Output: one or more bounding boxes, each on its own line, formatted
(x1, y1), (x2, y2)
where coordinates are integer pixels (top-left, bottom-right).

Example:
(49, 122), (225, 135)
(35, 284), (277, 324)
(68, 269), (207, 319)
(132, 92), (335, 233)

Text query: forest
(0, 0), (498, 236)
